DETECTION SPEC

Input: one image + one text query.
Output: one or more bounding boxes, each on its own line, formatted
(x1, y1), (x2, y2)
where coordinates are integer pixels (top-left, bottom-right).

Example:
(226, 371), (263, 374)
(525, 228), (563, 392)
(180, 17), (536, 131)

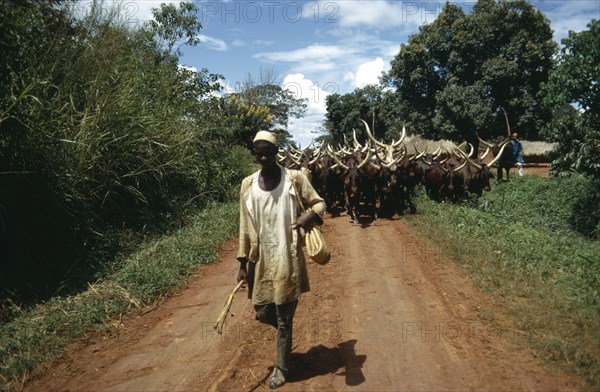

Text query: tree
(220, 94), (274, 149)
(231, 70), (308, 147)
(541, 19), (600, 177)
(0, 0), (233, 304)
(236, 69), (308, 143)
(383, 0), (557, 149)
(324, 85), (388, 145)
(145, 2), (202, 58)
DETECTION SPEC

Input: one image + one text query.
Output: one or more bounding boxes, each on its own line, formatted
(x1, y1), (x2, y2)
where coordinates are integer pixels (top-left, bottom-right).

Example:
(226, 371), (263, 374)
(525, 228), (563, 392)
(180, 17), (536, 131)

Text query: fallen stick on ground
(214, 279), (245, 334)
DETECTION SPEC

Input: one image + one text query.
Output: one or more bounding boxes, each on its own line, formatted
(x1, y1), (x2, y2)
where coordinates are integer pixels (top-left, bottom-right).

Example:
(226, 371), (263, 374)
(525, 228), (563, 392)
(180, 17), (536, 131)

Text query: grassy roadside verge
(0, 201), (239, 390)
(403, 175), (600, 389)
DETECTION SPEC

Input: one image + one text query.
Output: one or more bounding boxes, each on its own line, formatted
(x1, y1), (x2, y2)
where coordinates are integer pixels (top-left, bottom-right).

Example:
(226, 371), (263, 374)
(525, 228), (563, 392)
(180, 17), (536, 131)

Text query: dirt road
(26, 214), (583, 391)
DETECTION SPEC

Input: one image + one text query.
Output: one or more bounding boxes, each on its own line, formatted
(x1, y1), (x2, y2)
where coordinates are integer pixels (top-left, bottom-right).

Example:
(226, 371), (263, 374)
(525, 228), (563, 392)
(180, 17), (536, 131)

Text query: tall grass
(0, 2), (259, 387)
(405, 175), (600, 388)
(0, 1), (248, 305)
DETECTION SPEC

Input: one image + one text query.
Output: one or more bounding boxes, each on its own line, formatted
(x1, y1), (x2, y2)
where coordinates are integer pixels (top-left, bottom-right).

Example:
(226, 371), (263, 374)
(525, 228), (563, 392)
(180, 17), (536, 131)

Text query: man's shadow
(287, 339), (366, 386)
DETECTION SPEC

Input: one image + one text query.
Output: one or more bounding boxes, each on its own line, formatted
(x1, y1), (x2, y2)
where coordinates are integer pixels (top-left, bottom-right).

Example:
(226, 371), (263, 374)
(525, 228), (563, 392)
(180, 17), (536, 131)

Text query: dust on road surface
(26, 213), (584, 391)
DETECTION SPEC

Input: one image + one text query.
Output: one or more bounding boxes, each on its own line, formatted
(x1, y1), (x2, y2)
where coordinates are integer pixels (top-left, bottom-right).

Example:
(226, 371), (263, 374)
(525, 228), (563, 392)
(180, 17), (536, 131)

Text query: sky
(89, 0), (599, 146)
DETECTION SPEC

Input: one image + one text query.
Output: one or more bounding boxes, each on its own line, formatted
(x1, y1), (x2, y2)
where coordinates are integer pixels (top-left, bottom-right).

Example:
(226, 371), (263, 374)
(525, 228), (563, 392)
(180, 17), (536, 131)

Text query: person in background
(510, 132), (525, 177)
(236, 130), (326, 389)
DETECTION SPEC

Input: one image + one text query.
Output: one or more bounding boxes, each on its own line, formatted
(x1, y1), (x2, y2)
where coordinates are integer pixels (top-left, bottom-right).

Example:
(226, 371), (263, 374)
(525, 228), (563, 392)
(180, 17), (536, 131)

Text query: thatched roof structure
(403, 135), (458, 154)
(521, 141), (556, 156)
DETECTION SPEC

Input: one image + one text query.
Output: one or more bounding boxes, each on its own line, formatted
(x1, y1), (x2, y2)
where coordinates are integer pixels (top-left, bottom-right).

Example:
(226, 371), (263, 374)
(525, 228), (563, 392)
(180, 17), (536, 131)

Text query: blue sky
(99, 0), (599, 146)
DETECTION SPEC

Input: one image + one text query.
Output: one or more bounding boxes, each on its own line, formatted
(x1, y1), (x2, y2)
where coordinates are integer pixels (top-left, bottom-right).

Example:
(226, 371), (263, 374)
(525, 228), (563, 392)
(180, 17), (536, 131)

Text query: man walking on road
(236, 130), (326, 389)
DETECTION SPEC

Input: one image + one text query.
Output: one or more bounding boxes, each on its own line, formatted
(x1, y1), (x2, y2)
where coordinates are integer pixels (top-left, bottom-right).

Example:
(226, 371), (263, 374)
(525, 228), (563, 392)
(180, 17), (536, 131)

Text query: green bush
(477, 175), (597, 237)
(569, 177), (600, 238)
(0, 1), (247, 305)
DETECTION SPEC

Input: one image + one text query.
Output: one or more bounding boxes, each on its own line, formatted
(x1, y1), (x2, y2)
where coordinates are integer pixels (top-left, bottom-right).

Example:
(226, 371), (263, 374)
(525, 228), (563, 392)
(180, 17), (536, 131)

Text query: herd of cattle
(278, 120), (514, 223)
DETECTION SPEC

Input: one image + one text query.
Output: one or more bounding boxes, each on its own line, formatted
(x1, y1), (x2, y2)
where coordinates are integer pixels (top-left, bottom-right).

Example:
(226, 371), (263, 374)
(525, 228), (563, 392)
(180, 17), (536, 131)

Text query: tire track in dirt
(25, 214), (585, 391)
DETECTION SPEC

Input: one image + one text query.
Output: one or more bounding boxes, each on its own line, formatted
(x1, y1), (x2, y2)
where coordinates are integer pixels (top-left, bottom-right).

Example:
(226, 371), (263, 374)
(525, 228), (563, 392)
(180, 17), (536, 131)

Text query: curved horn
(353, 128), (363, 149)
(480, 146), (491, 160)
(308, 149), (321, 165)
(369, 161), (381, 171)
(337, 143), (350, 154)
(414, 143), (423, 155)
(385, 150), (406, 169)
(328, 146), (349, 171)
(289, 150), (303, 162)
(439, 149), (450, 164)
(360, 139), (370, 153)
(477, 132), (493, 148)
(454, 148), (481, 170)
(289, 151), (302, 166)
(488, 142), (510, 167)
(452, 160), (468, 172)
(466, 143), (475, 158)
(410, 149), (426, 161)
(361, 119), (387, 148)
(392, 125), (406, 146)
(357, 148), (373, 170)
(326, 144), (336, 156)
(502, 108), (511, 139)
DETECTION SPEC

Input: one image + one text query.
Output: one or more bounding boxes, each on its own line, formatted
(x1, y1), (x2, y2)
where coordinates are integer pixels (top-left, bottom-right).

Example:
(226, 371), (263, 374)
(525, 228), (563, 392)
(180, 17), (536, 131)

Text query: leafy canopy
(383, 0), (556, 146)
(145, 2), (202, 58)
(324, 85), (388, 146)
(233, 69), (308, 148)
(541, 19), (600, 177)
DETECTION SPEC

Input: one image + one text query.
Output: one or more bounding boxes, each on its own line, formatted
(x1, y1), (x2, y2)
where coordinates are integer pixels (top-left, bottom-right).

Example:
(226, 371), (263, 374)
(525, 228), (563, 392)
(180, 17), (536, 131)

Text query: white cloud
(231, 38), (246, 47)
(253, 41), (396, 95)
(252, 40), (275, 46)
(384, 44), (402, 58)
(539, 1), (598, 43)
(197, 34), (228, 51)
(178, 65), (197, 73)
(255, 44), (352, 62)
(341, 58), (388, 88)
(282, 74), (332, 146)
(304, 0), (439, 30)
(216, 80), (240, 97)
(231, 38), (274, 48)
(353, 58), (387, 88)
(283, 73), (329, 114)
(127, 1), (176, 23)
(288, 115), (328, 148)
(343, 71), (355, 83)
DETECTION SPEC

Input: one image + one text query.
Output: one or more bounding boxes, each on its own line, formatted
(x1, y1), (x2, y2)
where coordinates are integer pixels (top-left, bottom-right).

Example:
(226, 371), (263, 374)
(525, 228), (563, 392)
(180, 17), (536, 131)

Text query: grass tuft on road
(405, 174), (600, 388)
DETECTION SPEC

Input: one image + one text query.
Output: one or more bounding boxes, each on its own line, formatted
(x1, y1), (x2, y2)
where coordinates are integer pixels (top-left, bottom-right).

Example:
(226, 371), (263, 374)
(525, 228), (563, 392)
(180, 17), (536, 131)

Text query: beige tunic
(237, 166), (326, 305)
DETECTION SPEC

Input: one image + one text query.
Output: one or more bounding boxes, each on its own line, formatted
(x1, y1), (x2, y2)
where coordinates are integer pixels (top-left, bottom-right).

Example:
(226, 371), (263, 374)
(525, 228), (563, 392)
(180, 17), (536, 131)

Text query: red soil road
(26, 213), (584, 391)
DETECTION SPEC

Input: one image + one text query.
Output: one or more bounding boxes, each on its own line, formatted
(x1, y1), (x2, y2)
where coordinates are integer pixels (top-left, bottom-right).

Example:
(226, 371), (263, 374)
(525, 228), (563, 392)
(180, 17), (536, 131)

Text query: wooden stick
(214, 279), (245, 334)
